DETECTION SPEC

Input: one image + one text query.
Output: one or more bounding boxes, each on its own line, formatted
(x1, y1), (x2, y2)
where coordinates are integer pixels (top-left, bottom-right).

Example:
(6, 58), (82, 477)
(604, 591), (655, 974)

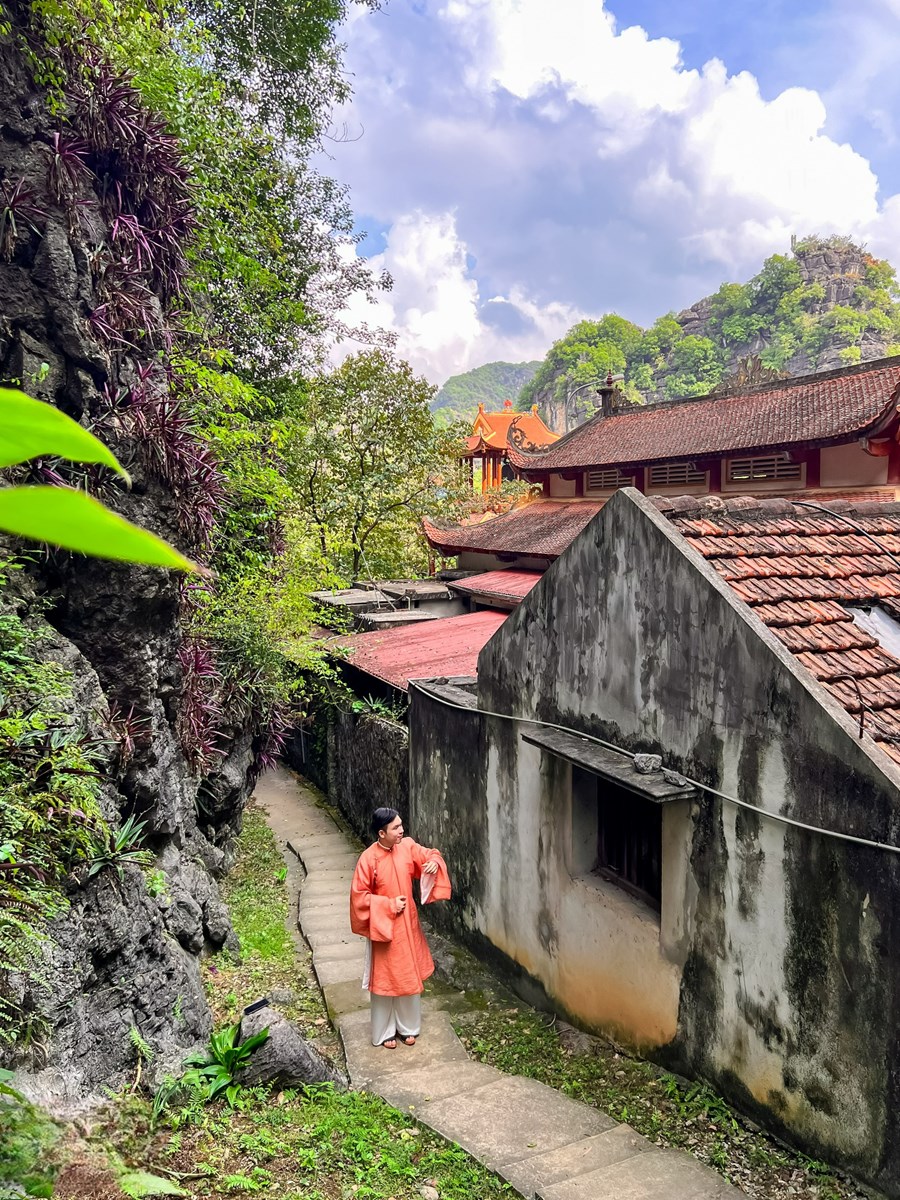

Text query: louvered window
(727, 455), (802, 482)
(585, 468), (632, 491)
(647, 462), (707, 488)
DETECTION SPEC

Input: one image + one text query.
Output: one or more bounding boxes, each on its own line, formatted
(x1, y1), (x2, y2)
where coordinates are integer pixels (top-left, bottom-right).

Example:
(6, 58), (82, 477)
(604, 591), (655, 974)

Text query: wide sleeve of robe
(408, 840), (452, 903)
(350, 846), (397, 942)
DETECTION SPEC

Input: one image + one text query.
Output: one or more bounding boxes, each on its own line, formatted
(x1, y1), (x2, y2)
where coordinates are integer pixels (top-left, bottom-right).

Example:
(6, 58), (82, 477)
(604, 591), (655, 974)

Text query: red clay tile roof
(658, 494), (900, 765)
(335, 610), (507, 690)
(448, 569), (543, 604)
(508, 357), (900, 473)
(423, 501), (604, 559)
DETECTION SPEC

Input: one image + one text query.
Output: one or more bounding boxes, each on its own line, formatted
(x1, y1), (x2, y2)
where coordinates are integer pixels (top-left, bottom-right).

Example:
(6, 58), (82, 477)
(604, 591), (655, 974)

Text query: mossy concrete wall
(286, 711), (409, 845)
(409, 487), (900, 1196)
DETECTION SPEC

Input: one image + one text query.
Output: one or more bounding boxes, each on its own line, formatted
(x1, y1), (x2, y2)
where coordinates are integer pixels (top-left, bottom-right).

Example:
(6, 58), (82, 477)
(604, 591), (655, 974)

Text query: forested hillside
(432, 360), (540, 425)
(520, 237), (900, 430)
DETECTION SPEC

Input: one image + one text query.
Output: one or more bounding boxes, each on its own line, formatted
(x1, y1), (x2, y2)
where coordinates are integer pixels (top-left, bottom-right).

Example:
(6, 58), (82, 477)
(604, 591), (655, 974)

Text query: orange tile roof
(658, 495), (900, 764)
(508, 357), (900, 473)
(464, 400), (558, 455)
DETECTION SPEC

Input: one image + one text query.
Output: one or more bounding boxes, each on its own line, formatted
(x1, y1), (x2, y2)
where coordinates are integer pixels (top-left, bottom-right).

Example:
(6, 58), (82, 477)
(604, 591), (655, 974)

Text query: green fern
(118, 1170), (186, 1197)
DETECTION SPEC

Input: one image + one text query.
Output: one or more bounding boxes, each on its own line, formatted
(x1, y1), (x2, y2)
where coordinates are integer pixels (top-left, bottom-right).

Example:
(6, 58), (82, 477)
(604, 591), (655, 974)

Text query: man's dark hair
(371, 807), (400, 838)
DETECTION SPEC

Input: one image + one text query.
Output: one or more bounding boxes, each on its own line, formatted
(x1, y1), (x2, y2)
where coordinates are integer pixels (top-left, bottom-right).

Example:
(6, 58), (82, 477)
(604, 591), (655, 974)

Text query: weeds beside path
(451, 997), (872, 1200)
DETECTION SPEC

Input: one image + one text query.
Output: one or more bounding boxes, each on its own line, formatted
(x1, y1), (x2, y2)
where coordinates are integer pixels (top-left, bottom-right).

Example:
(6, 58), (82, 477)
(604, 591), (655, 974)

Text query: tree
(518, 315), (643, 423)
(664, 336), (723, 399)
(285, 351), (465, 580)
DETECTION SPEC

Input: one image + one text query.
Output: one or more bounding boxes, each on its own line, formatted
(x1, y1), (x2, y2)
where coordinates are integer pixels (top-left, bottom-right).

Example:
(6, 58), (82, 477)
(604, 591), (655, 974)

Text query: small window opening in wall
(849, 604), (900, 660)
(585, 468), (633, 491)
(572, 765), (662, 910)
(727, 454), (802, 482)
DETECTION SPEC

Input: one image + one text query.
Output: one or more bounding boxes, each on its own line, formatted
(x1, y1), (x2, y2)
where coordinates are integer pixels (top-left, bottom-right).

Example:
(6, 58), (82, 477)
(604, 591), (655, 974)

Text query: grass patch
(221, 806), (294, 966)
(99, 1083), (512, 1199)
(201, 804), (328, 1045)
(0, 1095), (61, 1198)
(454, 1007), (868, 1200)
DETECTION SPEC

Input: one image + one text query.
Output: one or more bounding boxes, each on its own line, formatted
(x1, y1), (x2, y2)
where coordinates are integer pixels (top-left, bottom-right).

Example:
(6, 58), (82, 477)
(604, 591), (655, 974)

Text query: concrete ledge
(502, 1125), (650, 1198)
(538, 1147), (745, 1200)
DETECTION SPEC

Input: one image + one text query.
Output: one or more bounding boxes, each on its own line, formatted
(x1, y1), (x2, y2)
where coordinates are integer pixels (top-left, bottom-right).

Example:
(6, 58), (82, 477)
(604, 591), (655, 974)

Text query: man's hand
(422, 861), (439, 876)
(394, 895), (407, 914)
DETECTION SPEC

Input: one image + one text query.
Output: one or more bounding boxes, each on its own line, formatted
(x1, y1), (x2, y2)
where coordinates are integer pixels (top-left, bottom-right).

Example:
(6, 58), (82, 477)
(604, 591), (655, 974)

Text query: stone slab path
(256, 767), (746, 1200)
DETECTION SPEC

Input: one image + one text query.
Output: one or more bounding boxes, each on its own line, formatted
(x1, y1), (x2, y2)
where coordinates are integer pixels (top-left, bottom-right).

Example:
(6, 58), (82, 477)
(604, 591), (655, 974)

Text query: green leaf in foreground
(0, 388), (129, 480)
(0, 487), (197, 571)
(119, 1171), (186, 1197)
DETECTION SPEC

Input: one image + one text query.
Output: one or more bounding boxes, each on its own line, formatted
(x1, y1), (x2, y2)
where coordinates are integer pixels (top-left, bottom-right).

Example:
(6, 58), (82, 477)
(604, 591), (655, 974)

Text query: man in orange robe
(350, 807), (451, 1047)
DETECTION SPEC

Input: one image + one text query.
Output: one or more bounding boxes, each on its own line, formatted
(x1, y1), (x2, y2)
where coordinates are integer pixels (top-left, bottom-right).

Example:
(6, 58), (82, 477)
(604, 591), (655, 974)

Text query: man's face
(379, 815), (404, 847)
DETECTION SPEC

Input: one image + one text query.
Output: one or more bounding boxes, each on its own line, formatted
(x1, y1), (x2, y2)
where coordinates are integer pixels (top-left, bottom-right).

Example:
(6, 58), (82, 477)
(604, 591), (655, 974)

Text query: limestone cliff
(0, 26), (253, 1106)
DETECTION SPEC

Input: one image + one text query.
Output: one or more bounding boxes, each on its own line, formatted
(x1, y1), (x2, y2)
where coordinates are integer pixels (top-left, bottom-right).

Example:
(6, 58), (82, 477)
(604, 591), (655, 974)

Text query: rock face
(0, 31), (254, 1106)
(676, 241), (891, 380)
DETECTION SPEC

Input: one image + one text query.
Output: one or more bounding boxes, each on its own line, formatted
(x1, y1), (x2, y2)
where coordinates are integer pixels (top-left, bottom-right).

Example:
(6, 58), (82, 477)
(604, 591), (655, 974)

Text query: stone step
(322, 978), (370, 1019)
(300, 872), (353, 891)
(312, 940), (366, 962)
(420, 1074), (613, 1175)
(290, 838), (357, 861)
(502, 1125), (652, 1199)
(313, 954), (365, 989)
(338, 1007), (468, 1087)
(373, 1059), (503, 1113)
(537, 1147), (746, 1200)
(304, 926), (357, 953)
(299, 912), (352, 937)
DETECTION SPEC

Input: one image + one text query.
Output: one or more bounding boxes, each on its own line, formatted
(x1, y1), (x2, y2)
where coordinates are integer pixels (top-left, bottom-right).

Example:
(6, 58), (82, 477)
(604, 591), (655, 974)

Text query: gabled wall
(409, 488), (900, 1196)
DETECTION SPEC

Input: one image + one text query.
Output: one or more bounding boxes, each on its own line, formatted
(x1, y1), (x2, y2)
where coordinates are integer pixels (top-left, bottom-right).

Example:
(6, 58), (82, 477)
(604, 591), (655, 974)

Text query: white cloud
(327, 0), (900, 378)
(338, 211), (581, 383)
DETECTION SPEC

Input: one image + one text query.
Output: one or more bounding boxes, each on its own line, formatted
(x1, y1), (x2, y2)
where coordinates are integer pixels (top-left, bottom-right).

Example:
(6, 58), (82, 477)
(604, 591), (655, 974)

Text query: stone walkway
(257, 766), (746, 1200)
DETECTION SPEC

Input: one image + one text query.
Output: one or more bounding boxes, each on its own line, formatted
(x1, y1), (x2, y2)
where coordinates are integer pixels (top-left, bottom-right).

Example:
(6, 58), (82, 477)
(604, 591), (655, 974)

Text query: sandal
(382, 1038), (397, 1049)
(402, 1036), (416, 1046)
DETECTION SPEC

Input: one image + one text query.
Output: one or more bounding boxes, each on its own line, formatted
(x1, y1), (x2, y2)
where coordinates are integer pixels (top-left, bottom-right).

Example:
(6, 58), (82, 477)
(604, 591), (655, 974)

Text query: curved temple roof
(507, 357), (900, 474)
(463, 399), (558, 456)
(423, 500), (604, 559)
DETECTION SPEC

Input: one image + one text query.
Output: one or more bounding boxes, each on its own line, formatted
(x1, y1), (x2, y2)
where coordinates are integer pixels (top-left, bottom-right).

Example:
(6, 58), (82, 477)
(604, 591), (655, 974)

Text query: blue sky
(327, 0), (900, 384)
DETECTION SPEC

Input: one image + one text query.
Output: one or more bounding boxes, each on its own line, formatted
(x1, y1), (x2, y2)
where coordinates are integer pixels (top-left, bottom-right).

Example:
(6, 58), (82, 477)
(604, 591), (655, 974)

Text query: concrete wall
(548, 474), (577, 498)
(457, 551), (552, 571)
(409, 488), (900, 1195)
(286, 711), (408, 845)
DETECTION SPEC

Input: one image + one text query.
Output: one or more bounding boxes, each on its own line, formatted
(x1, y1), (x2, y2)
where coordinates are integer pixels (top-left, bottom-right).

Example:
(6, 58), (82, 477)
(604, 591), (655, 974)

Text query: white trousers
(369, 992), (421, 1046)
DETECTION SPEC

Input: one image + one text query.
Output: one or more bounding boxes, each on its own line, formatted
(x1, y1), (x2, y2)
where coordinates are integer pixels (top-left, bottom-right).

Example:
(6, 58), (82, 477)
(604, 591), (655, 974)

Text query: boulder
(238, 1007), (346, 1090)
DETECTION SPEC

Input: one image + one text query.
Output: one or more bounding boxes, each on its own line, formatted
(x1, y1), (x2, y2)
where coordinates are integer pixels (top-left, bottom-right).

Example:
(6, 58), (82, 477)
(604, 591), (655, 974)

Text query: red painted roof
(424, 501), (604, 559)
(659, 495), (900, 765)
(335, 610), (507, 690)
(508, 357), (900, 473)
(448, 569), (544, 604)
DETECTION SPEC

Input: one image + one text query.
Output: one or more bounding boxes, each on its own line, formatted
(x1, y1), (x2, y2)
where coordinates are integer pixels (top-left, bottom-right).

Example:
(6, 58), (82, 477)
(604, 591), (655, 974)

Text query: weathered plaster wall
(410, 488), (900, 1194)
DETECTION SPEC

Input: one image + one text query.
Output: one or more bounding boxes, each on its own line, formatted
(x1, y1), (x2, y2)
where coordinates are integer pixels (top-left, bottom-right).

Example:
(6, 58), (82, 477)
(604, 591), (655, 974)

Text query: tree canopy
(285, 350), (465, 580)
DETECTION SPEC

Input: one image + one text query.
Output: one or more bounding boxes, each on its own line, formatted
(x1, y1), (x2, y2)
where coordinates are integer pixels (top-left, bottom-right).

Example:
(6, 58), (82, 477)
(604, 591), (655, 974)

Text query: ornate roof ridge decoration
(508, 413), (555, 454)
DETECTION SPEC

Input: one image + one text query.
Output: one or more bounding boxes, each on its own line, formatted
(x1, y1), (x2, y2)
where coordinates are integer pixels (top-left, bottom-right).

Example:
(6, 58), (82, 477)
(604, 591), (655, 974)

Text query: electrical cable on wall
(408, 496), (900, 857)
(410, 681), (900, 857)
